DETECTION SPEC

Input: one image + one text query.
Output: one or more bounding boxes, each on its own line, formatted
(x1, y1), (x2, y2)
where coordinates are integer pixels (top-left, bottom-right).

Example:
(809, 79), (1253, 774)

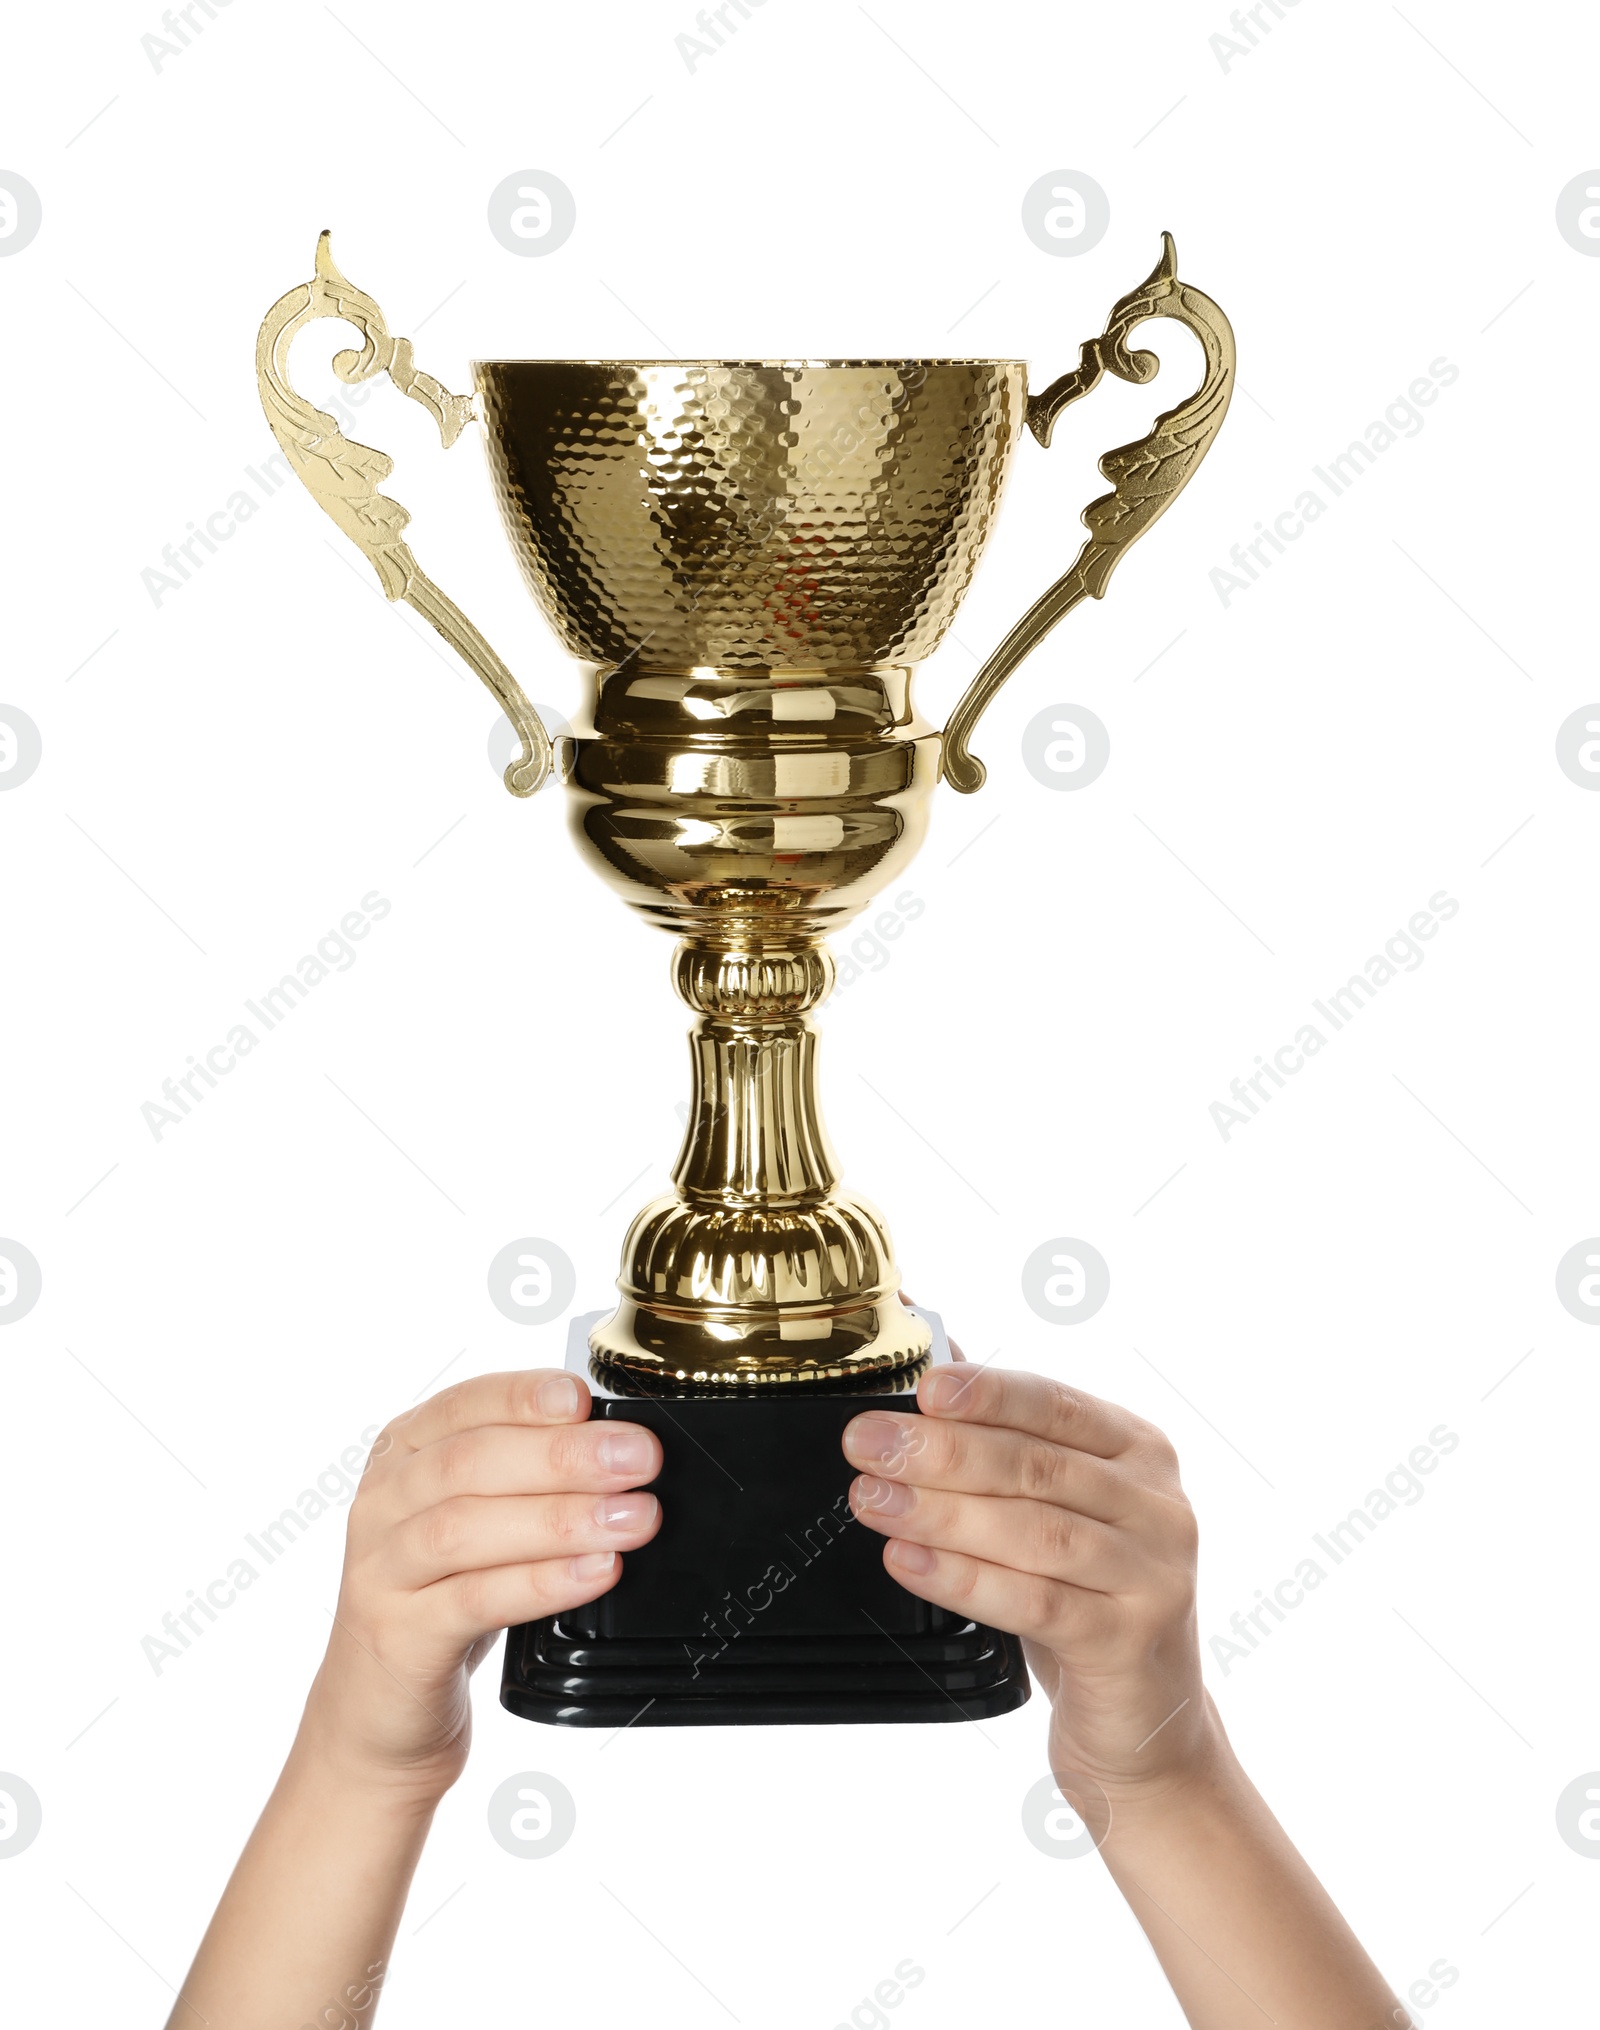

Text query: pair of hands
(304, 1347), (1216, 1814)
(195, 1348), (1407, 2030)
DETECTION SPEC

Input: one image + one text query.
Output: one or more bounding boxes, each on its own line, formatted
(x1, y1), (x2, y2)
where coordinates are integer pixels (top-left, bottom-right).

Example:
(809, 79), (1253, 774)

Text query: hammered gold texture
(473, 361), (1027, 669)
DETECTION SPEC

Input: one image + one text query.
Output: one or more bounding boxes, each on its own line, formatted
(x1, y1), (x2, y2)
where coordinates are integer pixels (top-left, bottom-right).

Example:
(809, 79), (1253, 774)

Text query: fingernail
(921, 1369), (967, 1412)
(888, 1538), (935, 1575)
(595, 1492), (657, 1531)
(845, 1414), (911, 1463)
(538, 1375), (581, 1419)
(570, 1551), (617, 1581)
(597, 1429), (655, 1476)
(855, 1475), (913, 1517)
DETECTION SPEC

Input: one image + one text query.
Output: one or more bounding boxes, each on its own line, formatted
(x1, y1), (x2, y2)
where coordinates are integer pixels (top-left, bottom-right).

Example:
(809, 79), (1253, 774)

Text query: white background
(1, 0), (1596, 2022)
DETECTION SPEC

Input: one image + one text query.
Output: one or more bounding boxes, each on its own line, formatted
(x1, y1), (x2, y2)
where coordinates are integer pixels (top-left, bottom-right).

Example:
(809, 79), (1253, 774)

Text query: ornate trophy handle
(254, 232), (553, 797)
(940, 233), (1235, 793)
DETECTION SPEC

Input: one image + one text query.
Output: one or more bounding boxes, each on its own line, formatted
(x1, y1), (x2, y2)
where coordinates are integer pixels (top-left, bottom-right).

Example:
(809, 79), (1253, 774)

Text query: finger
(841, 1411), (1130, 1525)
(388, 1420), (662, 1521)
(897, 1291), (966, 1362)
(877, 1535), (1115, 1650)
(387, 1490), (661, 1588)
(915, 1365), (1142, 1460)
(850, 1477), (1134, 1591)
(380, 1369), (592, 1461)
(420, 1550), (628, 1646)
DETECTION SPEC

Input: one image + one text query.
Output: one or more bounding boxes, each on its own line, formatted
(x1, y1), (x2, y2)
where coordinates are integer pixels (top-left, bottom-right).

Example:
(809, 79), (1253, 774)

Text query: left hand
(302, 1368), (662, 1805)
(842, 1359), (1218, 1805)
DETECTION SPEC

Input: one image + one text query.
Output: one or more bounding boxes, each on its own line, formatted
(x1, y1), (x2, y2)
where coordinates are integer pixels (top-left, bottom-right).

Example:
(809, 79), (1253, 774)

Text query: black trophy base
(500, 1310), (1031, 1728)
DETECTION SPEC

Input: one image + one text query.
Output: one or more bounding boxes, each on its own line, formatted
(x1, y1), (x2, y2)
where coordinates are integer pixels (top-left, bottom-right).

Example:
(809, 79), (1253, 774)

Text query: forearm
(167, 1734), (440, 2030)
(167, 1370), (659, 2028)
(1099, 1712), (1403, 2030)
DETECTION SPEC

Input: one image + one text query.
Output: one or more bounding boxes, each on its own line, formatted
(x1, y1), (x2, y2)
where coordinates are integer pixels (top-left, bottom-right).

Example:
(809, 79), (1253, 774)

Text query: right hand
(297, 1369), (662, 1805)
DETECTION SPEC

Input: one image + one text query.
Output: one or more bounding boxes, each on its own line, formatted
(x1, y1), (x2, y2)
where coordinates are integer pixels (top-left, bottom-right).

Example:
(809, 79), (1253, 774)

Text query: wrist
(1099, 1705), (1249, 1831)
(1051, 1690), (1240, 1819)
(278, 1727), (454, 1827)
(289, 1678), (467, 1820)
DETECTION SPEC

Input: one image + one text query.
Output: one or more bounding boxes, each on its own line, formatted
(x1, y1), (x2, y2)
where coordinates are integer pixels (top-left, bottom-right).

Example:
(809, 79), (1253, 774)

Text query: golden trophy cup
(255, 231), (1234, 1725)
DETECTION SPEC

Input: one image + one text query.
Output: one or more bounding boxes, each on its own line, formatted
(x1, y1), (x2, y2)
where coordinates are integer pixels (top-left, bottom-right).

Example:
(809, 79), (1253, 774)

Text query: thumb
(900, 1290), (968, 1363)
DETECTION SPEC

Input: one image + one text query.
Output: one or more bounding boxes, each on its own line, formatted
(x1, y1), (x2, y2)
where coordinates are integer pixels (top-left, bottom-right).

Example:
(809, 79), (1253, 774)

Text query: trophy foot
(503, 1618), (1028, 1728)
(588, 1291), (932, 1388)
(501, 1310), (1031, 1728)
(590, 1184), (933, 1386)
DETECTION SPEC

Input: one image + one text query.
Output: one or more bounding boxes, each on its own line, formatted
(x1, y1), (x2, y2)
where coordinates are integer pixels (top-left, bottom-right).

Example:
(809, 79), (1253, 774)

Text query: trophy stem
(672, 942), (840, 1206)
(587, 937), (931, 1388)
